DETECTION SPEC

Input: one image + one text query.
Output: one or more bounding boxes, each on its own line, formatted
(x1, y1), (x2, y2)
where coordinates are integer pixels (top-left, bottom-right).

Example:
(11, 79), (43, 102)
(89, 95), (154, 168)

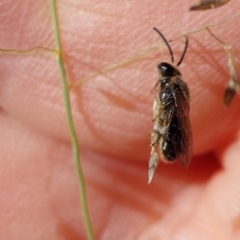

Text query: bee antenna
(176, 35), (188, 66)
(153, 27), (174, 64)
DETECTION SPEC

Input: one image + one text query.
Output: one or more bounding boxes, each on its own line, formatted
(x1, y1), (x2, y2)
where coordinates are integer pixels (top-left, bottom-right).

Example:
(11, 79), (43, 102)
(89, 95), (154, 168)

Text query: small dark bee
(148, 28), (192, 183)
(189, 0), (231, 11)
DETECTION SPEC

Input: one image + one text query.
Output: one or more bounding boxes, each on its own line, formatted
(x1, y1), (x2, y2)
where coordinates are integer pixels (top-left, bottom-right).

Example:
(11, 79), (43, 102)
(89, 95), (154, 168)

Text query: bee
(148, 28), (192, 184)
(189, 0), (231, 10)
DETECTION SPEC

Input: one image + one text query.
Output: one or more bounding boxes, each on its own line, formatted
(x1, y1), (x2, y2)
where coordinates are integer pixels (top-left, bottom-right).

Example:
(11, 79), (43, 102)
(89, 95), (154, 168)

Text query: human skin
(0, 0), (240, 239)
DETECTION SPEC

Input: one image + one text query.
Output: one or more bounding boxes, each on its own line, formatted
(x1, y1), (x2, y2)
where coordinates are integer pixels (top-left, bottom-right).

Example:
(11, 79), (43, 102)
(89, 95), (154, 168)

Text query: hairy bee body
(148, 62), (192, 183)
(148, 28), (192, 183)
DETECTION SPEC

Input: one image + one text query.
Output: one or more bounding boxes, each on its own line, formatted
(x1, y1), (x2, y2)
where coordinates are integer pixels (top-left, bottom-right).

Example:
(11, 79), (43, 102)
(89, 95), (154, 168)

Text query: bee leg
(151, 80), (160, 93)
(148, 128), (161, 184)
(150, 126), (161, 146)
(148, 150), (159, 184)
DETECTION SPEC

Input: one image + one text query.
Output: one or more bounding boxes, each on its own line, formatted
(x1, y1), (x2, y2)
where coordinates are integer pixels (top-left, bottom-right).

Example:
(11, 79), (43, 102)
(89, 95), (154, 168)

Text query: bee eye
(157, 62), (168, 75)
(157, 62), (181, 77)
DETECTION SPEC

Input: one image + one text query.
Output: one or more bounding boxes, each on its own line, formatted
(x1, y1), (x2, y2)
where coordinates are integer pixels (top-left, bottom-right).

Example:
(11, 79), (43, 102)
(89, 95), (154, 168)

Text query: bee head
(157, 62), (181, 77)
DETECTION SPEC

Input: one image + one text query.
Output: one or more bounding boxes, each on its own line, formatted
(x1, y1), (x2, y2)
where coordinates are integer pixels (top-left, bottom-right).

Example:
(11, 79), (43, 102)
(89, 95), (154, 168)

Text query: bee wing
(175, 78), (193, 168)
